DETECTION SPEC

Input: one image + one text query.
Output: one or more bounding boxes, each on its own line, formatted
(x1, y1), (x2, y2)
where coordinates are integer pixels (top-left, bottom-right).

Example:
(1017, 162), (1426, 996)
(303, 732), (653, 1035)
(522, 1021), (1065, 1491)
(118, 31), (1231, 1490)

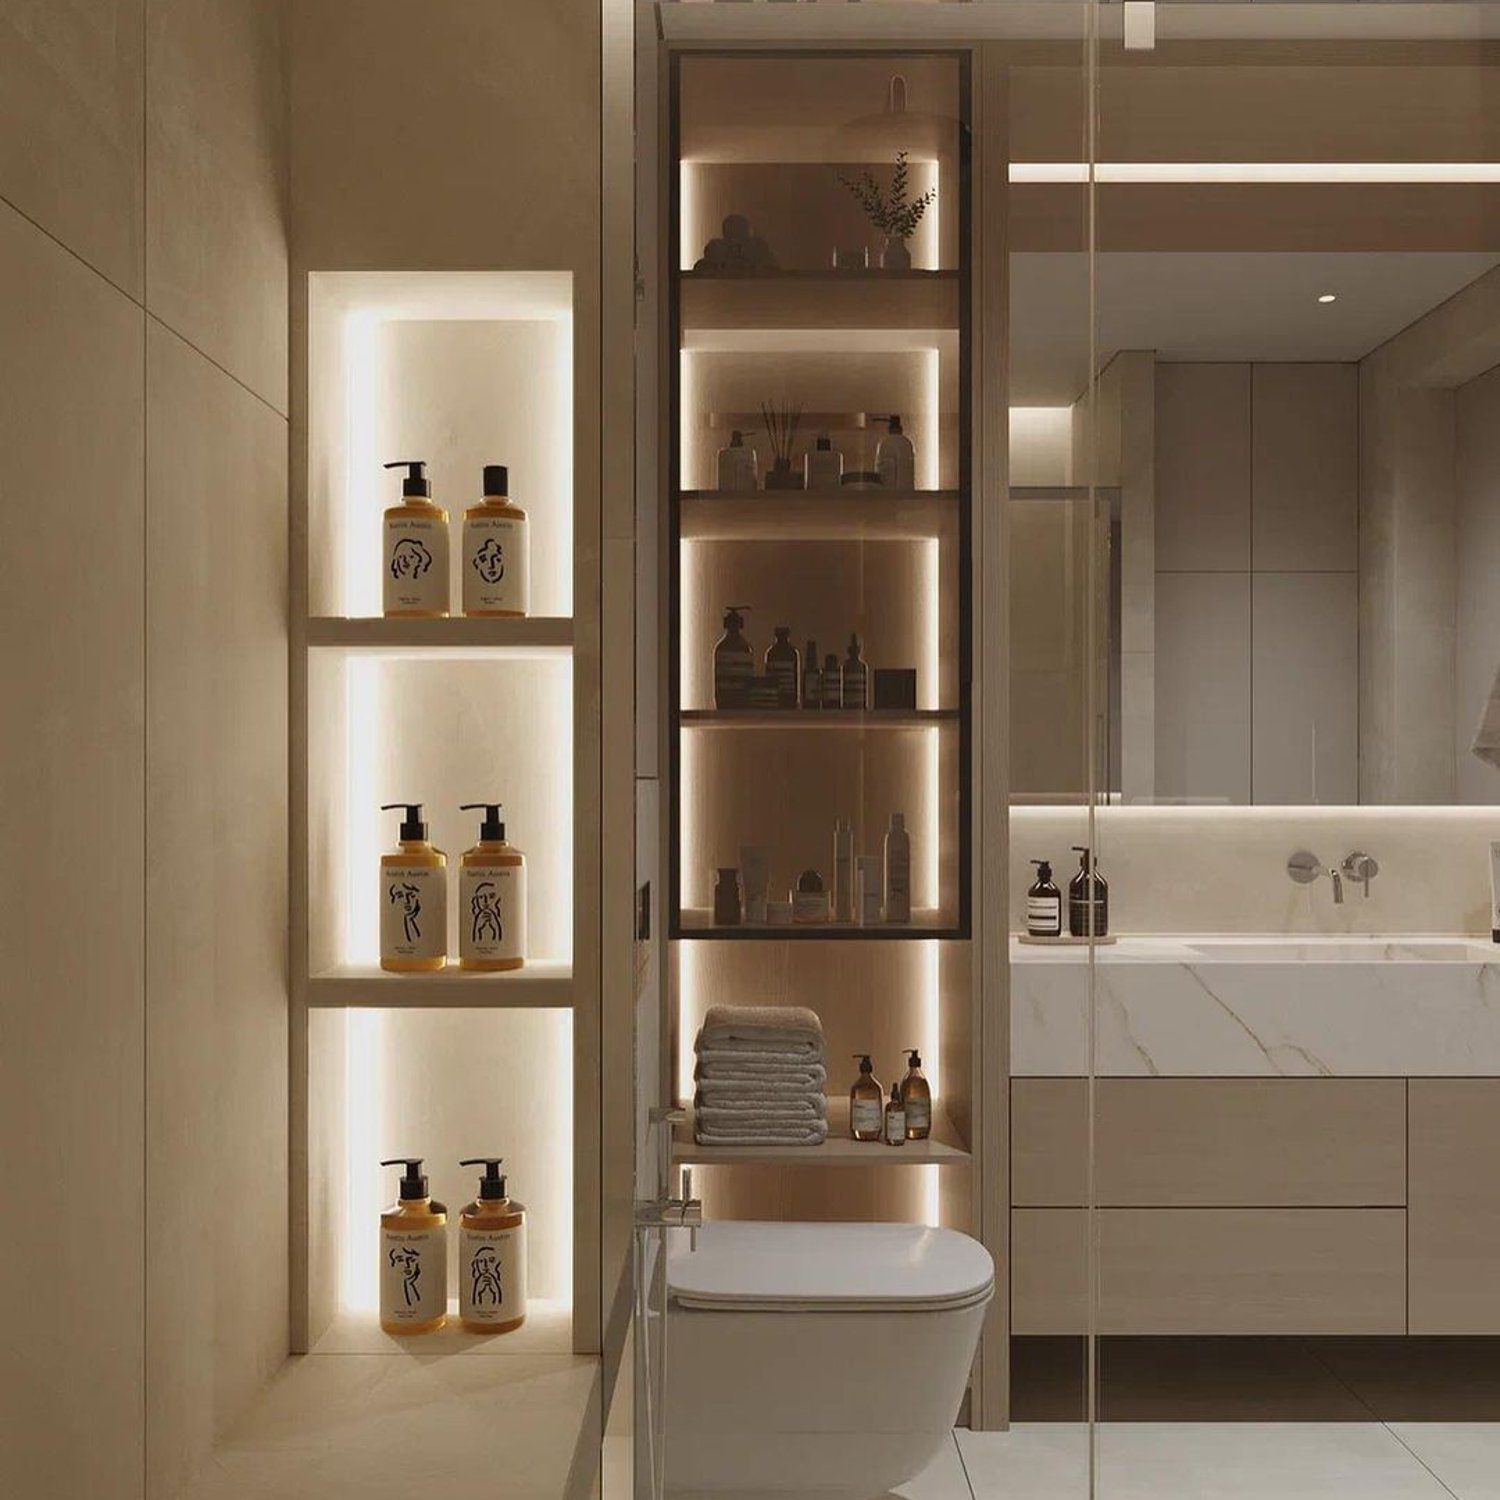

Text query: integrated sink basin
(1184, 938), (1488, 963)
(1011, 933), (1500, 1077)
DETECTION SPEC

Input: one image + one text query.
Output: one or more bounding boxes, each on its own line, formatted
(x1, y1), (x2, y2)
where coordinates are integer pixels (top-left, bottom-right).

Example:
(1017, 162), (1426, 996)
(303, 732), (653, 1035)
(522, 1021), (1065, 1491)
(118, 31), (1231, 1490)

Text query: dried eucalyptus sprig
(837, 150), (936, 240)
(760, 400), (804, 466)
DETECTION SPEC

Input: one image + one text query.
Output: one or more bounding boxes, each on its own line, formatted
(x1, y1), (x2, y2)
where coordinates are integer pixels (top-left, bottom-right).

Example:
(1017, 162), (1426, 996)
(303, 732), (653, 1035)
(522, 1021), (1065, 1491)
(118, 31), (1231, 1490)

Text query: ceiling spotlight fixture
(1318, 293), (1338, 304)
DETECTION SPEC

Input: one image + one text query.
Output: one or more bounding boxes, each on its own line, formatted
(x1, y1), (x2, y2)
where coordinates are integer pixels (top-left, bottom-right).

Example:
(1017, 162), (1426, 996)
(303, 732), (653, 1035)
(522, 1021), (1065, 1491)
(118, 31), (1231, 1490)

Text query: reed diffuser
(761, 400), (805, 491)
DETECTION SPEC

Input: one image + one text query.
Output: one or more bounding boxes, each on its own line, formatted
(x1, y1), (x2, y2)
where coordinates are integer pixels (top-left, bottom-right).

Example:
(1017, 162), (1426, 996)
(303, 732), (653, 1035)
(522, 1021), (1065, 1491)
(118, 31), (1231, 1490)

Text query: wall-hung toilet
(664, 1221), (994, 1500)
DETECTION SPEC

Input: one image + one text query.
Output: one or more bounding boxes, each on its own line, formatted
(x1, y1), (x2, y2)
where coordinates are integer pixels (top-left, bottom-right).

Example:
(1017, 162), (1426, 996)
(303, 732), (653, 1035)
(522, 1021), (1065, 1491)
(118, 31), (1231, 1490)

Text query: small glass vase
(880, 235), (913, 271)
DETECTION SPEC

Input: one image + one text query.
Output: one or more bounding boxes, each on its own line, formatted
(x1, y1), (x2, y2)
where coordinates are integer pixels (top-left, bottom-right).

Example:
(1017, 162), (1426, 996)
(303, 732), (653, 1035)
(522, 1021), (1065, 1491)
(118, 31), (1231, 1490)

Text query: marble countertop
(1010, 934), (1500, 1077)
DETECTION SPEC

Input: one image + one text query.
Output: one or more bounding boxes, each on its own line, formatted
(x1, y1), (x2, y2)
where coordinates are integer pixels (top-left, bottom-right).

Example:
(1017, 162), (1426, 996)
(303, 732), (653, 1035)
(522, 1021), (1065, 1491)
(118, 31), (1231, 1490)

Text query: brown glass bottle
(849, 1055), (883, 1141)
(900, 1049), (932, 1140)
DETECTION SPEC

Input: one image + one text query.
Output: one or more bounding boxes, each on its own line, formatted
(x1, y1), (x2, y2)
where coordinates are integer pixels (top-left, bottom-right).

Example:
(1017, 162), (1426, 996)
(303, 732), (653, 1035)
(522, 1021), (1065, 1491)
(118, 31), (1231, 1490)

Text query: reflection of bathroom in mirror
(1010, 249), (1500, 807)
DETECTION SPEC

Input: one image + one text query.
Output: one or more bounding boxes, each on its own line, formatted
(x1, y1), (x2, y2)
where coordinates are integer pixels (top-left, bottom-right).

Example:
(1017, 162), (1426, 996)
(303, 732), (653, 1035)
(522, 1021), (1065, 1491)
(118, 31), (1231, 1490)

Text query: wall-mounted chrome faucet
(1287, 849), (1379, 903)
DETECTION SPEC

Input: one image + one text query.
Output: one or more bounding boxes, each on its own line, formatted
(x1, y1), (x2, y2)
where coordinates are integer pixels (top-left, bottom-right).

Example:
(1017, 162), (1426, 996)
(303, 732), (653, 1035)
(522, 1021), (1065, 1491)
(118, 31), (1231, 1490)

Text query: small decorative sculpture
(695, 213), (779, 272)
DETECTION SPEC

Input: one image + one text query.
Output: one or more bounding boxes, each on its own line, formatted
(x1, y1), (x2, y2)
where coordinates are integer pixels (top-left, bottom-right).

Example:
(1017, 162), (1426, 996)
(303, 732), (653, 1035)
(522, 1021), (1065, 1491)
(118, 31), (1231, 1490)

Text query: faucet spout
(1329, 867), (1344, 904)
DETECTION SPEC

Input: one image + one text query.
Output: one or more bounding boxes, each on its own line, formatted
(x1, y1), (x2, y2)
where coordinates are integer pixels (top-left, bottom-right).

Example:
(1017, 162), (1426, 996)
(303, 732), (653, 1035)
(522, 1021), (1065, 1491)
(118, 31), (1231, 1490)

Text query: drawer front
(1012, 1078), (1407, 1207)
(1012, 1208), (1407, 1336)
(1409, 1079), (1500, 1334)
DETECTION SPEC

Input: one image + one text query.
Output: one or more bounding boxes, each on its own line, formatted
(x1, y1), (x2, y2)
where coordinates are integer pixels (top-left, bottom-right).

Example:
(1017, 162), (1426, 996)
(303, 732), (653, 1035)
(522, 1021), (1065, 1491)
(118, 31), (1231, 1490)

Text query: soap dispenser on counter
(1026, 859), (1063, 937)
(380, 804), (447, 972)
(462, 464), (529, 618)
(379, 1158), (448, 1335)
(1067, 846), (1109, 938)
(458, 1158), (528, 1334)
(458, 803), (526, 971)
(382, 460), (449, 617)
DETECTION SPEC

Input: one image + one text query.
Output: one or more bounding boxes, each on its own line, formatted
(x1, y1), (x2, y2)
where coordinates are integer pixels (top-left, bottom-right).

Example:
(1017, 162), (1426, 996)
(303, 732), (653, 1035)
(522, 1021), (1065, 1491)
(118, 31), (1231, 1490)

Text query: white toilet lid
(668, 1221), (995, 1313)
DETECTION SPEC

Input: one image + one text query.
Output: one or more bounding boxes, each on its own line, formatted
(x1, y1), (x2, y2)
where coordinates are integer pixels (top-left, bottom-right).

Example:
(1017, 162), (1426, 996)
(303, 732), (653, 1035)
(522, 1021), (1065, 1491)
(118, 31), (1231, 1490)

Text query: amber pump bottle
(458, 1158), (528, 1334)
(883, 1083), (908, 1146)
(900, 1049), (932, 1140)
(458, 803), (527, 971)
(462, 464), (530, 618)
(850, 1054), (884, 1141)
(380, 804), (447, 971)
(382, 460), (449, 617)
(379, 1158), (447, 1335)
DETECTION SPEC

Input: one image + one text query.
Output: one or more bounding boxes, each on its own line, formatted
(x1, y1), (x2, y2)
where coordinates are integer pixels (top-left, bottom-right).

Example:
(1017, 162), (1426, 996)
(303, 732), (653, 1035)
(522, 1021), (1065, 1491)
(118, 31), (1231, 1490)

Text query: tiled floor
(888, 1339), (1500, 1500)
(898, 1424), (1500, 1500)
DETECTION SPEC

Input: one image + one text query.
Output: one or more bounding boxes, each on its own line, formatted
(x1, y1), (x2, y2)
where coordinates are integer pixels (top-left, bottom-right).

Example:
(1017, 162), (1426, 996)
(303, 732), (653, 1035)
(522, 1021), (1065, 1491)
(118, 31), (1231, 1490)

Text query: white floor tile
(1389, 1423), (1500, 1500)
(957, 1423), (1455, 1500)
(894, 1433), (974, 1500)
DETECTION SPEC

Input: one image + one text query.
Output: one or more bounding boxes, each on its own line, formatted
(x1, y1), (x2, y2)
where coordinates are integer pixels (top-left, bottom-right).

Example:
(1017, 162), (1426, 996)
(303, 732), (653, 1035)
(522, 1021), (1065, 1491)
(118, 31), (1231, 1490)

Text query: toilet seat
(668, 1221), (995, 1313)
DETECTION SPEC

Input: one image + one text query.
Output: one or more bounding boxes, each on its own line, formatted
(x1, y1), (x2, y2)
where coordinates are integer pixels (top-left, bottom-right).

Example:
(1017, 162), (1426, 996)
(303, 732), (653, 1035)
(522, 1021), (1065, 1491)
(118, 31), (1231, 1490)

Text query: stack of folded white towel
(693, 1004), (829, 1147)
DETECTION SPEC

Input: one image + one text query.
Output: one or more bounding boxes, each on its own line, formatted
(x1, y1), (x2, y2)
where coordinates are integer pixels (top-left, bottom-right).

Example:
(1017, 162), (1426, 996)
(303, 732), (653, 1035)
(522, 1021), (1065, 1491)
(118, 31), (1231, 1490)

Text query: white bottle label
(884, 1109), (907, 1145)
(384, 514), (449, 614)
(905, 1096), (931, 1133)
(460, 862), (526, 964)
(460, 1221), (528, 1325)
(380, 1222), (447, 1326)
(851, 1097), (883, 1136)
(1027, 895), (1062, 935)
(381, 862), (446, 962)
(463, 513), (529, 615)
(715, 650), (754, 706)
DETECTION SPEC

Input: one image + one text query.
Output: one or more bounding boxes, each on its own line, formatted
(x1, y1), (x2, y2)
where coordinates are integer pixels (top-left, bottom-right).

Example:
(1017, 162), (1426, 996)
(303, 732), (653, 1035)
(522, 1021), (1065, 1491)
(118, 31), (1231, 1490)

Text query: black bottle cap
(381, 1157), (429, 1199)
(888, 414), (904, 433)
(483, 464), (509, 498)
(1031, 858), (1054, 882)
(460, 802), (506, 842)
(889, 1082), (903, 1102)
(774, 625), (791, 638)
(854, 1053), (873, 1073)
(383, 460), (431, 498)
(815, 434), (832, 451)
(460, 1157), (508, 1200)
(381, 803), (428, 841)
(907, 1049), (922, 1069)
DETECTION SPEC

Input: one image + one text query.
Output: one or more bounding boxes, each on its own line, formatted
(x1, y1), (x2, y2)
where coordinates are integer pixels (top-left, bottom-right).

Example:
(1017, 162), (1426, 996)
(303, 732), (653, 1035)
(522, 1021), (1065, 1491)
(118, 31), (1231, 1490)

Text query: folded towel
(694, 1094), (827, 1118)
(695, 1117), (830, 1148)
(1474, 662), (1500, 769)
(695, 1057), (828, 1087)
(697, 1004), (824, 1057)
(694, 1077), (827, 1100)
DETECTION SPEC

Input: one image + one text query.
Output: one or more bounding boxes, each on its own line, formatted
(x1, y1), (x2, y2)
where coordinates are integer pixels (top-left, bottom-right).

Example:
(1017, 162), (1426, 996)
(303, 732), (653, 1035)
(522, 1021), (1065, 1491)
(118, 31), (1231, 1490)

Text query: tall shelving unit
(657, 46), (998, 1415)
(289, 271), (599, 1378)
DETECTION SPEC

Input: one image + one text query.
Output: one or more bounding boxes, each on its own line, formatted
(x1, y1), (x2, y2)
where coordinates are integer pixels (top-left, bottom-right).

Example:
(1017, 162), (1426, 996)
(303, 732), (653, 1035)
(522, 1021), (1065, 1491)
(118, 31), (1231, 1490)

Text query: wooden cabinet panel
(1409, 1079), (1500, 1333)
(1012, 1079), (1406, 1207)
(1012, 1208), (1407, 1336)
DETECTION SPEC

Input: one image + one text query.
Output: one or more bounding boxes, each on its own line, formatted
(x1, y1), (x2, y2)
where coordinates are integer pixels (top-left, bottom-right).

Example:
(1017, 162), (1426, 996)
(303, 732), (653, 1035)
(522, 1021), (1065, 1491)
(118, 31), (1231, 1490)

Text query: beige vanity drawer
(1012, 1208), (1407, 1335)
(1012, 1078), (1407, 1207)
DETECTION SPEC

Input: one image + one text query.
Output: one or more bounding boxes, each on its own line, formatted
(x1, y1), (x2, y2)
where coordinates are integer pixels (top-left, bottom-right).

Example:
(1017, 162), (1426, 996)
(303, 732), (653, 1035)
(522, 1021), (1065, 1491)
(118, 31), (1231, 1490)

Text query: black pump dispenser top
(381, 803), (428, 842)
(482, 464), (509, 498)
(460, 1157), (508, 1201)
(460, 802), (506, 842)
(815, 434), (832, 452)
(383, 460), (432, 498)
(1031, 858), (1054, 883)
(855, 1053), (874, 1074)
(888, 414), (904, 434)
(722, 604), (750, 631)
(1073, 845), (1093, 871)
(728, 429), (746, 447)
(907, 1049), (922, 1069)
(381, 1157), (429, 1200)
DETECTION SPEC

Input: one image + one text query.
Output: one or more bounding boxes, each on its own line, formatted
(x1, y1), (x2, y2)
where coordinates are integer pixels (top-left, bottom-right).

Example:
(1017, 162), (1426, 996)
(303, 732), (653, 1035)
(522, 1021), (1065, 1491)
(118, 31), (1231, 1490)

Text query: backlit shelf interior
(674, 1098), (969, 1167)
(680, 489), (961, 541)
(680, 708), (958, 729)
(307, 616), (574, 656)
(308, 960), (573, 1009)
(677, 907), (958, 941)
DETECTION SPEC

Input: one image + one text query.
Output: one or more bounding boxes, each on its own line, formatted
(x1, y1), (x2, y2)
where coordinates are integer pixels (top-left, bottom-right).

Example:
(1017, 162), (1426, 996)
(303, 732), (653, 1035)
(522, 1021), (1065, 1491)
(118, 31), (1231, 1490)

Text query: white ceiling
(1010, 251), (1500, 404)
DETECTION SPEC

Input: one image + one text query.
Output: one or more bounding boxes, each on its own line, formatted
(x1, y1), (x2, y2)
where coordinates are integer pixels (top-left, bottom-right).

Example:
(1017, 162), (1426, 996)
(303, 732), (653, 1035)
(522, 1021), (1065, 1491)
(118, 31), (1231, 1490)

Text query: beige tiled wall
(0, 2), (288, 1495)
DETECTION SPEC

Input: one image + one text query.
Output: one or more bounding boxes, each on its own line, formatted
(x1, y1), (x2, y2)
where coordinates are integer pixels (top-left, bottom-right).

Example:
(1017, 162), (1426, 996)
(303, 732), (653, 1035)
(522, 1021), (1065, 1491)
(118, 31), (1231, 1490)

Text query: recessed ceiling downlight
(1318, 293), (1338, 304)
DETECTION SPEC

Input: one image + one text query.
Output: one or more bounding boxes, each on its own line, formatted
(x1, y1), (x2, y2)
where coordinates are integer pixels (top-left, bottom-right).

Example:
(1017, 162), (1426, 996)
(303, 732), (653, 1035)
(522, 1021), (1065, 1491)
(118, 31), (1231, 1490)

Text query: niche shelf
(681, 489), (961, 542)
(681, 708), (958, 729)
(292, 268), (594, 1363)
(674, 1100), (970, 1167)
(680, 270), (959, 332)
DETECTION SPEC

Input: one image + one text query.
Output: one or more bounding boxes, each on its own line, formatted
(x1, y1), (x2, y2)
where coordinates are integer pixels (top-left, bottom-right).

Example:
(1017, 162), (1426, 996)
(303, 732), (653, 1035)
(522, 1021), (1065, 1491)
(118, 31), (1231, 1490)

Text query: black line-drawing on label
(469, 880), (503, 946)
(390, 537), (434, 581)
(389, 1245), (422, 1307)
(473, 537), (506, 585)
(469, 1245), (503, 1307)
(389, 881), (422, 942)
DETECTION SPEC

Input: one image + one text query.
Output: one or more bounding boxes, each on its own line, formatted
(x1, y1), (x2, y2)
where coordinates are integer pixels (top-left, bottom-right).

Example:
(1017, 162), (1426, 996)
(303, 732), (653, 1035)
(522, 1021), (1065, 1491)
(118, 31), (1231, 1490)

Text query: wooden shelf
(1010, 485), (1122, 504)
(305, 616), (573, 656)
(681, 269), (959, 333)
(681, 708), (956, 729)
(307, 960), (573, 1008)
(676, 908), (959, 941)
(674, 1100), (969, 1167)
(311, 1298), (573, 1356)
(680, 489), (960, 541)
